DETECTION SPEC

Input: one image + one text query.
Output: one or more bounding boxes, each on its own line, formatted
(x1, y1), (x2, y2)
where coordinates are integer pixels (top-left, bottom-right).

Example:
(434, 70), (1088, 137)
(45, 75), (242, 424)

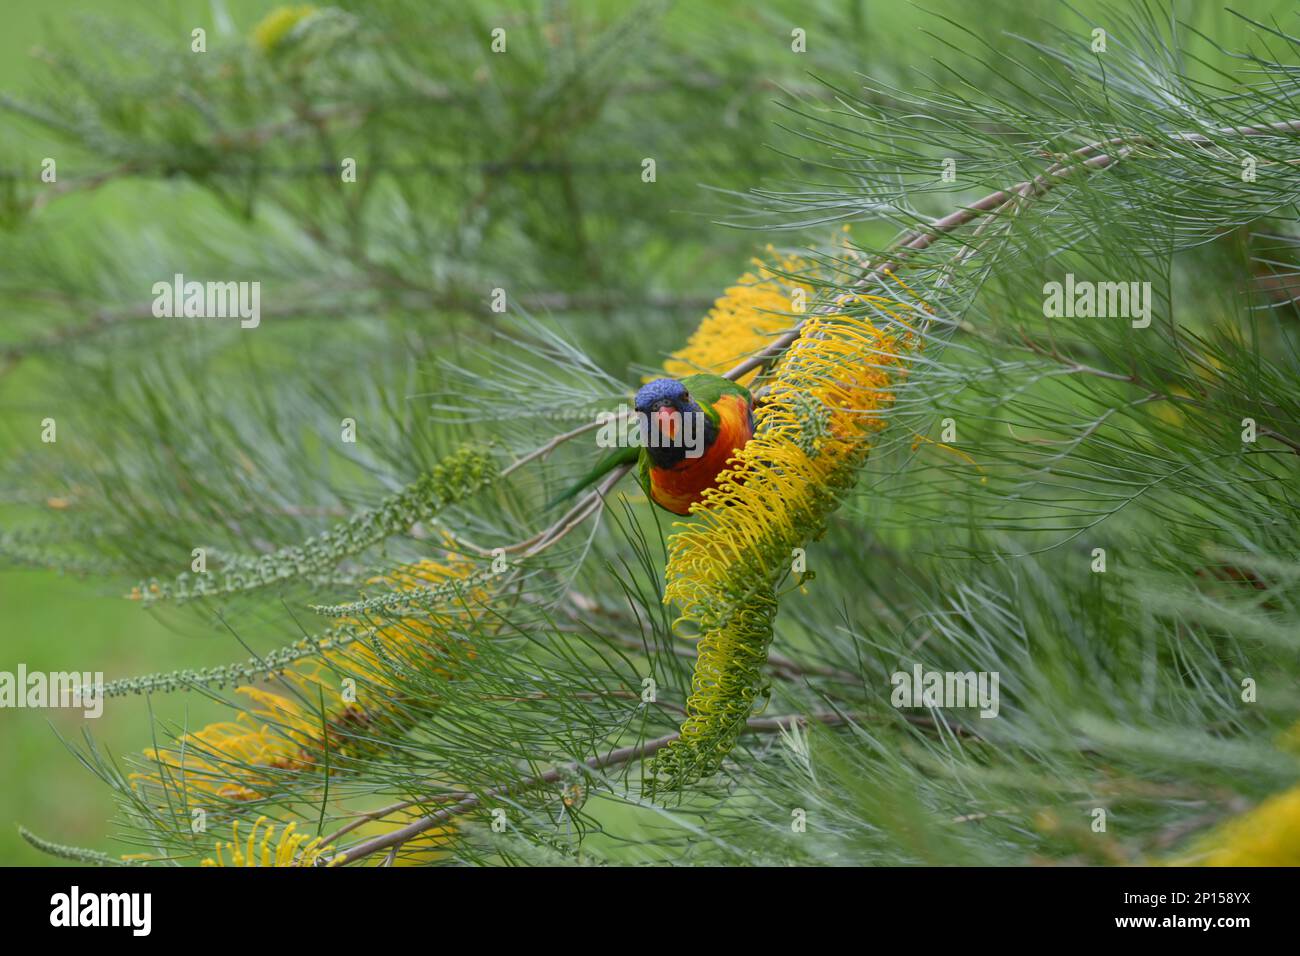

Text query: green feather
(680, 373), (752, 427)
(547, 444), (640, 511)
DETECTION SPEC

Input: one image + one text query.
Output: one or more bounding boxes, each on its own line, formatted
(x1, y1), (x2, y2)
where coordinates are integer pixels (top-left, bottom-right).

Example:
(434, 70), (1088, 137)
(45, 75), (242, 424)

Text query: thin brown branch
(330, 710), (851, 866)
(500, 420), (601, 479)
(1260, 426), (1300, 456)
(321, 692), (688, 847)
(724, 119), (1300, 382)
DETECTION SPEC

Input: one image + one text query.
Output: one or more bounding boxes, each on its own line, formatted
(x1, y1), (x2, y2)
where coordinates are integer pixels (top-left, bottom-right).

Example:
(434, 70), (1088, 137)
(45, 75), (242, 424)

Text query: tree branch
(329, 710), (851, 866)
(724, 120), (1300, 382)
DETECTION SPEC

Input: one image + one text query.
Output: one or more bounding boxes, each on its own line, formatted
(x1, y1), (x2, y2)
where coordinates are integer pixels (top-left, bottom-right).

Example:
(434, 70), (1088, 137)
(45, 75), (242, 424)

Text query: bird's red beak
(656, 406), (678, 442)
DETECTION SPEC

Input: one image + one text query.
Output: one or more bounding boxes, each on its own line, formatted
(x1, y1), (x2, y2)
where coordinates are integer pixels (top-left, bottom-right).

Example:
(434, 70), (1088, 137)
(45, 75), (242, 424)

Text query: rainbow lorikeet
(554, 373), (756, 515)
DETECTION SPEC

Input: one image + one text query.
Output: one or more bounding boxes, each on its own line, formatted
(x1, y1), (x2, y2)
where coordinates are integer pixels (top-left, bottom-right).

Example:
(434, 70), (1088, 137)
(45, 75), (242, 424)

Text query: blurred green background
(0, 0), (307, 867)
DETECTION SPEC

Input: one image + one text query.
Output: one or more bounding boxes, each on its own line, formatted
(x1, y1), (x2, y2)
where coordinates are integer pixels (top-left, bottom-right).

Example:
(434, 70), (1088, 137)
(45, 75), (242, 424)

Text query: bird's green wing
(636, 449), (652, 497)
(681, 372), (753, 424)
(546, 444), (639, 511)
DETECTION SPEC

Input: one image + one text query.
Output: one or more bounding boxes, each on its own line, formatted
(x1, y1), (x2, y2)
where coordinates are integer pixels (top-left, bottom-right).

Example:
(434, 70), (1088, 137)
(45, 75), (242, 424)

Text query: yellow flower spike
(650, 268), (926, 792)
(1168, 785), (1300, 866)
(133, 555), (485, 809)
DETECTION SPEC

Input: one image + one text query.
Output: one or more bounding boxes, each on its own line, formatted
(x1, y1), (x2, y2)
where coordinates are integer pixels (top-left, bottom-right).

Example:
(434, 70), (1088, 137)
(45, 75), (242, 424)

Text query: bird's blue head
(633, 378), (711, 466)
(634, 378), (691, 416)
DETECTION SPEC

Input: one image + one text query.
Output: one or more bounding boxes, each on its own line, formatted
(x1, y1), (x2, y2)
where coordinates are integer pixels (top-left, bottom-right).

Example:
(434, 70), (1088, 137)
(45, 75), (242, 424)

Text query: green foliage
(132, 443), (496, 604)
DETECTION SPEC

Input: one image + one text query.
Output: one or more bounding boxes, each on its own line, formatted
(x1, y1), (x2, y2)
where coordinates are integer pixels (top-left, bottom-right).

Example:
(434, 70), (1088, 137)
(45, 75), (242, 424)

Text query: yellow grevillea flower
(202, 817), (339, 867)
(661, 248), (820, 388)
(650, 274), (926, 789)
(134, 553), (483, 803)
(252, 5), (318, 54)
(1170, 785), (1300, 865)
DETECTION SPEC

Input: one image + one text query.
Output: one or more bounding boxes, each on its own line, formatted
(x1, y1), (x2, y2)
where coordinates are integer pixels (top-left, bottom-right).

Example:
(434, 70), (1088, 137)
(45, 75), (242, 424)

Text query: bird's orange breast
(649, 393), (754, 515)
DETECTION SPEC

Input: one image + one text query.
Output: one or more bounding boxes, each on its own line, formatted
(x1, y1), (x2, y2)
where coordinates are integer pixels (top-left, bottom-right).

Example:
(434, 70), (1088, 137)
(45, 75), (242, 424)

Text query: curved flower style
(201, 817), (337, 867)
(650, 272), (926, 791)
